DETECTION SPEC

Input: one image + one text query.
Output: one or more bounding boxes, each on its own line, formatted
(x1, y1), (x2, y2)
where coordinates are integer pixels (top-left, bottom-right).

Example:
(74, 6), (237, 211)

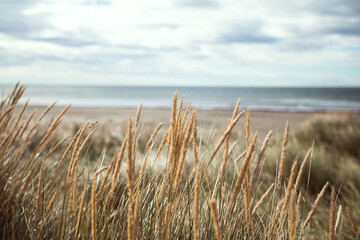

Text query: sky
(0, 0), (359, 87)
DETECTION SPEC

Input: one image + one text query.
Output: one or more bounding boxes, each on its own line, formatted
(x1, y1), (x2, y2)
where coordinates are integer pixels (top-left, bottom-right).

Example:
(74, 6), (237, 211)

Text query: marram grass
(0, 83), (359, 239)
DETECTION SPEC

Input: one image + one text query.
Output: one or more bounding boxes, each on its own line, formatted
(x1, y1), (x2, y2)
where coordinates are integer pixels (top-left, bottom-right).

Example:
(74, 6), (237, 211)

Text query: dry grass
(0, 83), (359, 239)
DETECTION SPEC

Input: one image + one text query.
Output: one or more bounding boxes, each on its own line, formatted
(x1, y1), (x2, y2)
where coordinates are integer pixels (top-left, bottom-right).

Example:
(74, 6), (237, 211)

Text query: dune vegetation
(0, 83), (359, 239)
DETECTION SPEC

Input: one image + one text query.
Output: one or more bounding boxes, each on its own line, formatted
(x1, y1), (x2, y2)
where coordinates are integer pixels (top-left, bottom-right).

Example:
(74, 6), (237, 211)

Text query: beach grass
(0, 83), (359, 239)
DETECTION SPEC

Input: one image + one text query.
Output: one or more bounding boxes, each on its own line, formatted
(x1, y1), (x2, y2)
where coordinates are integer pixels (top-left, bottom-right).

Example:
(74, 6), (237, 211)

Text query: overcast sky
(0, 0), (359, 86)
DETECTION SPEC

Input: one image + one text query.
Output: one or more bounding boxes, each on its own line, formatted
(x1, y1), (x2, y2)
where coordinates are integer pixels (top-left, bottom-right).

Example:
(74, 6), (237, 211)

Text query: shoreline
(18, 103), (360, 114)
(16, 105), (360, 138)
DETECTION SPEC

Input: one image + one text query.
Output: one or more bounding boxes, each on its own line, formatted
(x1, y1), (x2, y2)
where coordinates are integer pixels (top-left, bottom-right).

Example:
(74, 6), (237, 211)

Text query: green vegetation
(0, 83), (359, 239)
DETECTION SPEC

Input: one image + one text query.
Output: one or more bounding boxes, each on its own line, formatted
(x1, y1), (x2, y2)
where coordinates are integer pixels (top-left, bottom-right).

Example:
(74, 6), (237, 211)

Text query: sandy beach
(18, 105), (354, 138)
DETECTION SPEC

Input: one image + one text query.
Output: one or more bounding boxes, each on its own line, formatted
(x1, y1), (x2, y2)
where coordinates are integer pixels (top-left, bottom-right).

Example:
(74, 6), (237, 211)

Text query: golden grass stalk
(329, 186), (336, 240)
(232, 98), (240, 120)
(193, 110), (199, 165)
(46, 184), (61, 216)
(13, 84), (26, 105)
(193, 163), (200, 240)
(170, 91), (178, 127)
(0, 124), (18, 151)
(133, 191), (141, 239)
(126, 116), (134, 188)
(280, 158), (298, 222)
(193, 111), (200, 240)
(209, 199), (222, 240)
(21, 101), (56, 144)
(277, 120), (289, 188)
(71, 129), (95, 211)
(345, 207), (358, 238)
(134, 103), (142, 129)
(3, 83), (25, 112)
(252, 183), (274, 216)
(67, 122), (89, 184)
(227, 132), (258, 216)
(155, 173), (168, 234)
(126, 116), (135, 240)
(163, 201), (173, 239)
(294, 148), (312, 191)
(212, 133), (231, 198)
(19, 164), (38, 202)
(66, 123), (90, 213)
(268, 199), (284, 237)
(1, 122), (25, 157)
(154, 130), (168, 162)
(203, 161), (212, 192)
(0, 108), (14, 133)
(131, 127), (137, 173)
(175, 96), (184, 137)
(43, 137), (67, 161)
(288, 189), (297, 240)
(295, 192), (302, 234)
(234, 150), (247, 163)
(71, 168), (78, 213)
(173, 109), (195, 192)
(91, 177), (97, 240)
(246, 107), (250, 151)
(97, 148), (120, 198)
(18, 109), (36, 140)
(168, 91), (178, 171)
(36, 160), (45, 218)
(73, 128), (95, 170)
(181, 103), (192, 129)
(5, 82), (19, 108)
(75, 182), (87, 240)
(38, 104), (70, 149)
(109, 135), (127, 198)
(0, 105), (15, 126)
(207, 110), (245, 169)
(244, 180), (253, 239)
(69, 122), (89, 166)
(59, 130), (81, 167)
(38, 101), (57, 122)
(226, 139), (238, 160)
(250, 130), (272, 194)
(302, 181), (329, 230)
(138, 122), (164, 179)
(0, 94), (10, 109)
(13, 99), (28, 129)
(222, 129), (230, 170)
(145, 122), (164, 153)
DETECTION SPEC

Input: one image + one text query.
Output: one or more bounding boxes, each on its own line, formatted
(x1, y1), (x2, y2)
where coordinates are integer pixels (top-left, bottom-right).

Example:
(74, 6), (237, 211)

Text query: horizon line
(1, 83), (360, 88)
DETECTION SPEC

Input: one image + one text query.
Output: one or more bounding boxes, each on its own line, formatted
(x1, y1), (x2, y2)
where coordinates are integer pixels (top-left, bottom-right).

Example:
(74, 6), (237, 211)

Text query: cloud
(0, 51), (63, 66)
(324, 23), (360, 36)
(313, 0), (360, 17)
(219, 31), (279, 44)
(34, 36), (98, 47)
(217, 22), (279, 44)
(0, 0), (359, 86)
(83, 0), (111, 5)
(0, 1), (47, 38)
(32, 28), (103, 47)
(175, 0), (218, 8)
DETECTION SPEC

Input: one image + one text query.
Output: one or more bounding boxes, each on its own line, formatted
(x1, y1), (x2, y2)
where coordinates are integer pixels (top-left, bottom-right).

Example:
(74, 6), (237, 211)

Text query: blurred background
(0, 0), (359, 111)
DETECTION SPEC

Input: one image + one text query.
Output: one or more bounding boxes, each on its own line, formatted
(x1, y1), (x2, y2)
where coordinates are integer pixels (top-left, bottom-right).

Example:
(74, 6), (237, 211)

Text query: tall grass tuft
(0, 83), (359, 239)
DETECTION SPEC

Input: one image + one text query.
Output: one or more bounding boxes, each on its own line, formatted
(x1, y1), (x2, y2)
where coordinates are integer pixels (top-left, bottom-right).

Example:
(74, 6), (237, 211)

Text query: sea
(1, 85), (360, 112)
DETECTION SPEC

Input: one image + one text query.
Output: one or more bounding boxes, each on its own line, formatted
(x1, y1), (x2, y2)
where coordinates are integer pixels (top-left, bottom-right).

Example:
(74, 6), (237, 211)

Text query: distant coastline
(16, 104), (360, 113)
(3, 85), (360, 113)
